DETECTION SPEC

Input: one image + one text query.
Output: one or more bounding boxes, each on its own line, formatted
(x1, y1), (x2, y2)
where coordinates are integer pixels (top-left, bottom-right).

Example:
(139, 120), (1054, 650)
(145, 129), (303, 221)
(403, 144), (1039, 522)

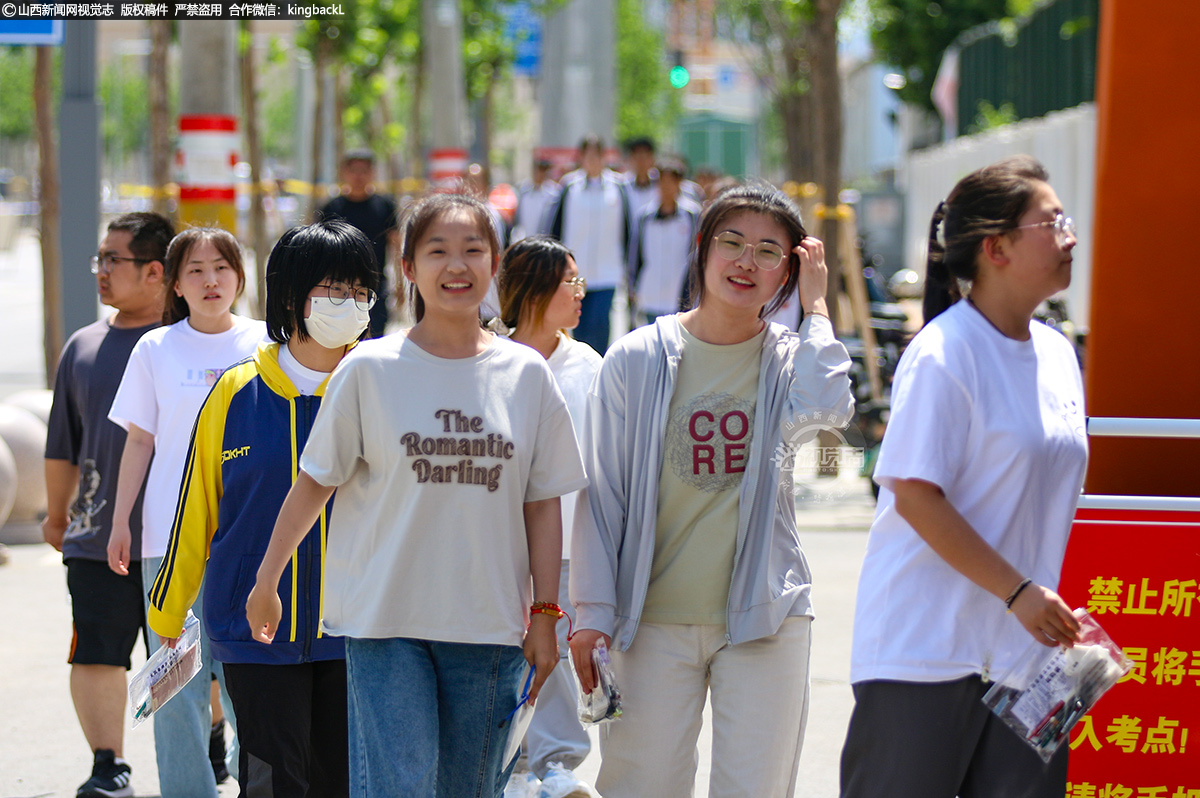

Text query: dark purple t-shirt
(45, 318), (156, 562)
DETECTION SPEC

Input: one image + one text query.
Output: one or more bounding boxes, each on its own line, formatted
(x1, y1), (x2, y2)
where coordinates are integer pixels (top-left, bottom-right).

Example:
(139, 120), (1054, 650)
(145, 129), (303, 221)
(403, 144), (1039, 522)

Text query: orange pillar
(1085, 0), (1200, 497)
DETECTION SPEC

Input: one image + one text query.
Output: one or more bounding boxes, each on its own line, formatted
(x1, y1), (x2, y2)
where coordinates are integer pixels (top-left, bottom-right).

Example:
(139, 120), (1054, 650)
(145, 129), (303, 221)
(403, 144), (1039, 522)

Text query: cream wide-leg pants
(596, 616), (812, 798)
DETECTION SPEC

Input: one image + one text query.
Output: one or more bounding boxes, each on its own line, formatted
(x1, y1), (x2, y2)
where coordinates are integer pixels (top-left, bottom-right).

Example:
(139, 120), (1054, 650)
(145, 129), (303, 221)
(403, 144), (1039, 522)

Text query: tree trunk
(333, 68), (345, 167)
(308, 37), (328, 222)
(809, 0), (843, 329)
(35, 47), (63, 388)
(241, 21), (268, 317)
(149, 21), (171, 218)
(479, 74), (495, 183)
(779, 44), (812, 182)
(410, 43), (425, 181)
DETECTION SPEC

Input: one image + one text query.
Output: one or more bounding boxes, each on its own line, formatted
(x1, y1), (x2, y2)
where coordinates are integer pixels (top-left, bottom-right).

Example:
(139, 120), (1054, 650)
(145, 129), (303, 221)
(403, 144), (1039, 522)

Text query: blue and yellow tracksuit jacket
(147, 342), (344, 665)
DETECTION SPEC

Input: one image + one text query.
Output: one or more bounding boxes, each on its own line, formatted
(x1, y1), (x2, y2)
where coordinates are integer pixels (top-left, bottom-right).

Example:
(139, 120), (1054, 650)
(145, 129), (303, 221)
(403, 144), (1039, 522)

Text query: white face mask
(304, 296), (370, 348)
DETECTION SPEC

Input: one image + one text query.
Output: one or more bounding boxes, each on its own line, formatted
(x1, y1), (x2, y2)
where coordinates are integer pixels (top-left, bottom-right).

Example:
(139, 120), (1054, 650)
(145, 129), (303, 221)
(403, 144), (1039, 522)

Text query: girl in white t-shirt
(108, 227), (265, 797)
(496, 235), (602, 796)
(246, 194), (587, 798)
(840, 156), (1088, 798)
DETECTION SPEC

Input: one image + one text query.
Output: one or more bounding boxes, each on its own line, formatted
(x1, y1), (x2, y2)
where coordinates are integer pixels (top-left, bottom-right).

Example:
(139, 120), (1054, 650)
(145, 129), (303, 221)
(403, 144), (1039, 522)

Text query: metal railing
(1077, 418), (1200, 512)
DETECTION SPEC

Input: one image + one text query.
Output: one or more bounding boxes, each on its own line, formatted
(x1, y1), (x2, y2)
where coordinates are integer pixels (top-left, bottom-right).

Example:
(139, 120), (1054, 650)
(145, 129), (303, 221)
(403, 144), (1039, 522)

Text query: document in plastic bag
(570, 637), (622, 725)
(982, 608), (1132, 762)
(128, 610), (203, 727)
(501, 663), (536, 766)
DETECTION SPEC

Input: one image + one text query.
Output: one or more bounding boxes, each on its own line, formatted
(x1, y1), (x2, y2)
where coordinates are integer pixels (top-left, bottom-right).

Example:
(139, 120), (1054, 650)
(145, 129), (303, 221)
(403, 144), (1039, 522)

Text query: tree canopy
(868, 0), (1035, 109)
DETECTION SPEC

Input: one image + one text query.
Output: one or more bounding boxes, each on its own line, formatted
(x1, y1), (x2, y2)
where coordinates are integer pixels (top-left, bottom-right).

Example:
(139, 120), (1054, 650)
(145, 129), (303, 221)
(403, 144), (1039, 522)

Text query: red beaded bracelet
(529, 601), (573, 639)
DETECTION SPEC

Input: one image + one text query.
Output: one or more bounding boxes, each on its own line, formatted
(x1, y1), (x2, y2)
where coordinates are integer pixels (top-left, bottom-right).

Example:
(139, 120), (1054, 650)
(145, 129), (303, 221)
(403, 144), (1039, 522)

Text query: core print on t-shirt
(400, 408), (515, 492)
(664, 392), (755, 492)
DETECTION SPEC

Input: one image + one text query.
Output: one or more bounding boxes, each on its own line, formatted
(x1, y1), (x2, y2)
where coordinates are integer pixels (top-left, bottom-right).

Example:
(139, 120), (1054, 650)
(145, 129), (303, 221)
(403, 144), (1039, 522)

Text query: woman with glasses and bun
(839, 155), (1086, 798)
(145, 219), (379, 798)
(568, 184), (853, 797)
(496, 235), (602, 797)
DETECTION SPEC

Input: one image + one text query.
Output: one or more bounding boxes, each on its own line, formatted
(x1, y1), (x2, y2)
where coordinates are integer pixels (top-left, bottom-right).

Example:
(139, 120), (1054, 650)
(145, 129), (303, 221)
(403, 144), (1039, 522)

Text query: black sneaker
(210, 718), (230, 785)
(76, 749), (132, 798)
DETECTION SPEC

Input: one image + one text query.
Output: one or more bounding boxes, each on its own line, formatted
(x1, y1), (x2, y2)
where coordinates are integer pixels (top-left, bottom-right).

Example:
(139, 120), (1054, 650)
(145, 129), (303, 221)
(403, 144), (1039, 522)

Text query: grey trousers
(520, 560), (592, 778)
(840, 676), (1068, 798)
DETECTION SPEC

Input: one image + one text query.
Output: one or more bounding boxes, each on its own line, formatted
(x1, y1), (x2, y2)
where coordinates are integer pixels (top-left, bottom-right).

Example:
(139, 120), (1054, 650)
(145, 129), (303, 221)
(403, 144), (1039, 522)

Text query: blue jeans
(575, 288), (615, 354)
(344, 637), (526, 798)
(142, 556), (239, 798)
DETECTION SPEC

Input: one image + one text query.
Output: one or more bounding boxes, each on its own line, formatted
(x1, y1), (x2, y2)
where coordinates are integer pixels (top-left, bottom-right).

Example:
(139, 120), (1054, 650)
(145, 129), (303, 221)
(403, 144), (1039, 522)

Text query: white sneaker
(538, 761), (595, 798)
(504, 770), (542, 798)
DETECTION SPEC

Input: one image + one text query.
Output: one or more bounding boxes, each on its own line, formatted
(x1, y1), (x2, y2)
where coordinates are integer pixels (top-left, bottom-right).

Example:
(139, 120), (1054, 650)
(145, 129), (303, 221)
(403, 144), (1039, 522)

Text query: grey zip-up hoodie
(570, 314), (854, 651)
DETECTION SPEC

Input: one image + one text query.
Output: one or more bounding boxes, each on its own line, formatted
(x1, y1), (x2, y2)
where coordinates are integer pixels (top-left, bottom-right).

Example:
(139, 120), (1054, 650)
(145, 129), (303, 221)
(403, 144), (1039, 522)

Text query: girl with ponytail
(841, 155), (1087, 798)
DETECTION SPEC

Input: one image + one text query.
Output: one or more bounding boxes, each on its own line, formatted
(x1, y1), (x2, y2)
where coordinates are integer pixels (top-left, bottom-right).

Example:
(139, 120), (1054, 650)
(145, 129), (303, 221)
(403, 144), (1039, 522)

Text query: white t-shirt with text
(301, 333), (588, 646)
(850, 300), (1087, 684)
(109, 315), (266, 558)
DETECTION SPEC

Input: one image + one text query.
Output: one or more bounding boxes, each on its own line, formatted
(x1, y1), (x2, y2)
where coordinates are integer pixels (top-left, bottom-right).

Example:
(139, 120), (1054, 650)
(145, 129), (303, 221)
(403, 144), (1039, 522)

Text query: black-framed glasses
(90, 253), (147, 275)
(562, 277), (587, 296)
(313, 282), (377, 311)
(712, 231), (787, 271)
(1014, 213), (1076, 244)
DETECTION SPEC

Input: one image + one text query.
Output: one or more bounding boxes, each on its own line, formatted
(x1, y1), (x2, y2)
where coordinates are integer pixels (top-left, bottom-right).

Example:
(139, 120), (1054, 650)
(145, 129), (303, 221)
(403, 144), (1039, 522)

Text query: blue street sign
(502, 1), (541, 78)
(0, 21), (65, 45)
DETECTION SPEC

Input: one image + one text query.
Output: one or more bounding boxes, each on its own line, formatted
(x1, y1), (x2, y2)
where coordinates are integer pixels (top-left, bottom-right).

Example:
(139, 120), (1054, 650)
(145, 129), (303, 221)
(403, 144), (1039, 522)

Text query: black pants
(840, 677), (1068, 798)
(222, 660), (349, 798)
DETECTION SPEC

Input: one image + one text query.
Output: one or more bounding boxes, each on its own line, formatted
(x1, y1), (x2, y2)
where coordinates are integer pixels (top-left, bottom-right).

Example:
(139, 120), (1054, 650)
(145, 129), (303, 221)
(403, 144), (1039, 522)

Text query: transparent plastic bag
(570, 637), (622, 725)
(128, 610), (203, 727)
(982, 608), (1132, 762)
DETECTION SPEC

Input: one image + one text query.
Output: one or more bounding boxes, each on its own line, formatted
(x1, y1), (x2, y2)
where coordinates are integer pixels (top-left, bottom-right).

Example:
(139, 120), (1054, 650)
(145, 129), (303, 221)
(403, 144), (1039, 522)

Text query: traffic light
(669, 50), (689, 89)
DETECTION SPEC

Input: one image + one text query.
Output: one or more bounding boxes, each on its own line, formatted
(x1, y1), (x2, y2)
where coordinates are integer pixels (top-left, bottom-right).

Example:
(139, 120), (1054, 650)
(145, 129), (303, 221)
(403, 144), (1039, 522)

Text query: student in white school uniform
(569, 184), (854, 798)
(546, 134), (632, 354)
(627, 157), (701, 325)
(839, 155), (1086, 798)
(108, 227), (265, 798)
(246, 194), (588, 798)
(496, 236), (602, 798)
(512, 157), (561, 243)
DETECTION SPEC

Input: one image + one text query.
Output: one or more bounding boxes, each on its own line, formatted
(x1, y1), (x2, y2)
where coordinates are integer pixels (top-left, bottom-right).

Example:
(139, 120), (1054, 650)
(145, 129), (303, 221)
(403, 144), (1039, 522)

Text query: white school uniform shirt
(300, 333), (588, 646)
(560, 172), (627, 290)
(632, 199), (701, 316)
(512, 179), (561, 242)
(850, 300), (1088, 685)
(544, 333), (602, 559)
(108, 315), (266, 559)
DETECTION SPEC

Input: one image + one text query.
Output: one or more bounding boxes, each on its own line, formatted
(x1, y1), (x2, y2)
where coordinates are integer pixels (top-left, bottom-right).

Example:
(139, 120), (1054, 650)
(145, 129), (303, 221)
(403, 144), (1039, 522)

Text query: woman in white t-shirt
(569, 185), (853, 797)
(108, 226), (265, 797)
(496, 235), (602, 797)
(246, 194), (587, 798)
(839, 156), (1087, 798)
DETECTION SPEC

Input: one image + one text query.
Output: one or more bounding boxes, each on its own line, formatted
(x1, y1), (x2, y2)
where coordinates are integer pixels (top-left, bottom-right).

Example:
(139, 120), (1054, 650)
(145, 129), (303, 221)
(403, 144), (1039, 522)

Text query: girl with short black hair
(145, 218), (378, 798)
